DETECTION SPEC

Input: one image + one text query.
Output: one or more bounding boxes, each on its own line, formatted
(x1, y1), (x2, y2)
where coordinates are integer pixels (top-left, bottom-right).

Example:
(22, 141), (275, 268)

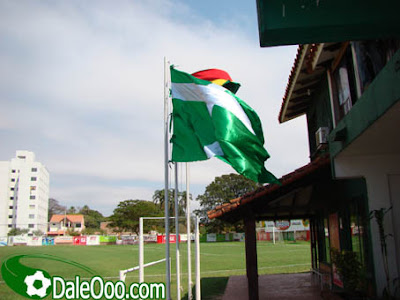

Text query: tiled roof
(278, 45), (308, 123)
(278, 42), (342, 123)
(207, 155), (330, 220)
(50, 214), (84, 223)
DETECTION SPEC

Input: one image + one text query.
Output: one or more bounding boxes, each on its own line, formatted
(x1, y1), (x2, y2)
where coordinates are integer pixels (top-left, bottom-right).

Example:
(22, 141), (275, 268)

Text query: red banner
(73, 236), (87, 245)
(156, 235), (180, 244)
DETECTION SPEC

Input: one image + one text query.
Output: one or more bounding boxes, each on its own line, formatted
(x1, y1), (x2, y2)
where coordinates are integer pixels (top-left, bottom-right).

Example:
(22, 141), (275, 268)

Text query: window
(9, 206), (13, 209)
(30, 195), (36, 200)
(330, 40), (400, 125)
(10, 187), (14, 191)
(11, 169), (16, 173)
(11, 178), (15, 182)
(349, 197), (369, 267)
(8, 215), (13, 219)
(353, 39), (400, 95)
(29, 205), (35, 209)
(10, 197), (14, 200)
(31, 167), (38, 172)
(8, 225), (12, 228)
(31, 177), (37, 181)
(330, 46), (358, 124)
(30, 186), (36, 191)
(324, 218), (331, 263)
(28, 224), (35, 228)
(75, 223), (82, 228)
(29, 214), (35, 219)
(316, 215), (331, 264)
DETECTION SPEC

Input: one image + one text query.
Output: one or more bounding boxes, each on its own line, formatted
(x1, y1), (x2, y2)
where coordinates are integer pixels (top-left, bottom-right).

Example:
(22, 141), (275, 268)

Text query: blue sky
(0, 0), (309, 216)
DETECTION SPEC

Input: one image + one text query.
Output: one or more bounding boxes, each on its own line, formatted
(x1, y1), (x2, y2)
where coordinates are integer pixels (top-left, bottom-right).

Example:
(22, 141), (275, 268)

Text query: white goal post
(137, 216), (201, 300)
(119, 258), (167, 282)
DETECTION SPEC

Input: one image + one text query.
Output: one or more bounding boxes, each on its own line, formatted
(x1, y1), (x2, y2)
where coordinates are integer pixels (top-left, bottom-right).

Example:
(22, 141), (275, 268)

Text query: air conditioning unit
(315, 127), (329, 149)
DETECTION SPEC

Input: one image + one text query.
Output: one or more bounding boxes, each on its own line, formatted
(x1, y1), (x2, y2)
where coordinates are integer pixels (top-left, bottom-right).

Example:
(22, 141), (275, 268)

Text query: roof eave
(279, 43), (326, 123)
(208, 155), (331, 222)
(279, 44), (309, 123)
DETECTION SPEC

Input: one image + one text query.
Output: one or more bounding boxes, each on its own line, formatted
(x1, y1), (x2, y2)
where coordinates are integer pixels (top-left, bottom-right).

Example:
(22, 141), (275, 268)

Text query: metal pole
(273, 225), (276, 245)
(164, 56), (171, 300)
(119, 270), (126, 282)
(186, 163), (192, 300)
(195, 216), (201, 300)
(139, 217), (144, 283)
(175, 163), (181, 300)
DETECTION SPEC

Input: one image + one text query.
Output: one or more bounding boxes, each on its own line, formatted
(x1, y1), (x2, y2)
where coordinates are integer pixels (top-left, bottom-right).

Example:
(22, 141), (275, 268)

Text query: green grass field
(0, 241), (311, 299)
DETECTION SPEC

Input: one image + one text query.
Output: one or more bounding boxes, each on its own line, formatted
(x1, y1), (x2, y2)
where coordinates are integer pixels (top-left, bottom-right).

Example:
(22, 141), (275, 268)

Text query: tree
(67, 206), (77, 214)
(108, 200), (163, 235)
(82, 228), (105, 235)
(66, 229), (80, 236)
(8, 228), (29, 236)
(152, 189), (191, 216)
(78, 205), (105, 229)
(195, 173), (261, 233)
(32, 230), (44, 236)
(48, 198), (66, 220)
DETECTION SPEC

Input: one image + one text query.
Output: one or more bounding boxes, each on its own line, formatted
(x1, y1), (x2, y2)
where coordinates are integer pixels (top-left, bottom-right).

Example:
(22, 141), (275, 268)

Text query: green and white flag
(170, 66), (278, 184)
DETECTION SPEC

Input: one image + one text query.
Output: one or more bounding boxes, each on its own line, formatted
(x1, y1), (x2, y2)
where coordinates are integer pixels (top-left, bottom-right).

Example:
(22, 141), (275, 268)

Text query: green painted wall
(306, 75), (334, 157)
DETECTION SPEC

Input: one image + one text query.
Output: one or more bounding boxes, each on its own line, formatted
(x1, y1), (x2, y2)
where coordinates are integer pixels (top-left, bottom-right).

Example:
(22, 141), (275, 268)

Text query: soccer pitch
(0, 241), (311, 299)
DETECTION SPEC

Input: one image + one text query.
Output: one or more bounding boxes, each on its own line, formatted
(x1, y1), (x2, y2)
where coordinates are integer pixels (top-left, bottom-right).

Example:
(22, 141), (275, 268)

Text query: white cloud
(0, 0), (309, 214)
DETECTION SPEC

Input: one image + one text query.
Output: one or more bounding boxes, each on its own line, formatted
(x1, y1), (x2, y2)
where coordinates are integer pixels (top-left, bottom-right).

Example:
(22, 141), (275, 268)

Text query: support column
(244, 213), (259, 300)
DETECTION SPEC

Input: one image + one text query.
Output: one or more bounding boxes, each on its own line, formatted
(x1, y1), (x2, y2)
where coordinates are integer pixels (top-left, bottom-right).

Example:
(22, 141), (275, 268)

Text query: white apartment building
(0, 151), (49, 237)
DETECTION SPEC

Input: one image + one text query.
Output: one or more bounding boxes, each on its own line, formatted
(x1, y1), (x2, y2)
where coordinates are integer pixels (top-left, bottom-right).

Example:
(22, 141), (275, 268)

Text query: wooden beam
(293, 81), (320, 95)
(290, 95), (310, 103)
(331, 42), (350, 72)
(287, 101), (310, 112)
(324, 43), (342, 52)
(285, 110), (307, 119)
(296, 78), (320, 86)
(244, 213), (259, 300)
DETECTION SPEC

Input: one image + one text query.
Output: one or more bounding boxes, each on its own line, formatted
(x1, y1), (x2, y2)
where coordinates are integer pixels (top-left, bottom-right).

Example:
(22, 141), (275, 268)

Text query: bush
(331, 248), (365, 292)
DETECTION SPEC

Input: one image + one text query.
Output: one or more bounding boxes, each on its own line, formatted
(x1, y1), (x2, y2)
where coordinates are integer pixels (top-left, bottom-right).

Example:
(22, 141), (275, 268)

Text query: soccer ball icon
(24, 271), (51, 298)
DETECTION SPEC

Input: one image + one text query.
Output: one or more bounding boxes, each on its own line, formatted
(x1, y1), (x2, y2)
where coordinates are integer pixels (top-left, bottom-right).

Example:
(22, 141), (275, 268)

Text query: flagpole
(186, 163), (192, 300)
(163, 56), (171, 300)
(195, 216), (201, 300)
(175, 163), (181, 300)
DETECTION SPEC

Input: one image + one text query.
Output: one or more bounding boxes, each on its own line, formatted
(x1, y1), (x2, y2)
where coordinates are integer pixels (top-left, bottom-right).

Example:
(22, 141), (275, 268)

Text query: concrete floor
(222, 272), (324, 300)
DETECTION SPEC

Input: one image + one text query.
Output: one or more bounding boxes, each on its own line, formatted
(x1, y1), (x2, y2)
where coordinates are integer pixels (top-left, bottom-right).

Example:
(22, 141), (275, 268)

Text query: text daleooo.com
(52, 276), (166, 299)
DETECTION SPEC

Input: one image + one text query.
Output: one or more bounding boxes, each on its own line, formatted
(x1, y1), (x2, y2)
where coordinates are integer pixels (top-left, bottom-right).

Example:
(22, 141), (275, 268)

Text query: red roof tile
(207, 155), (330, 220)
(50, 214), (84, 223)
(278, 45), (306, 123)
